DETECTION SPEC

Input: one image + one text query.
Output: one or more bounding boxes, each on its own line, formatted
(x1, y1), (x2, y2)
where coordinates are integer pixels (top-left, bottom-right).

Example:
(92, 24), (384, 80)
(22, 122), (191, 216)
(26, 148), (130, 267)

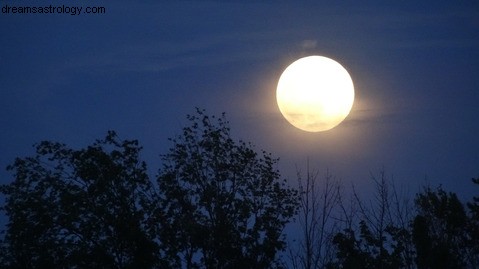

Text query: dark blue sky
(1, 1), (479, 205)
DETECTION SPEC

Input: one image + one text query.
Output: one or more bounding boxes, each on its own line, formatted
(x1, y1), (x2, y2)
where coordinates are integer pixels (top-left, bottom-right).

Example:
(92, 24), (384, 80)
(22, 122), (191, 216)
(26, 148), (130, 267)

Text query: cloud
(300, 40), (318, 49)
(46, 2), (479, 83)
(61, 28), (303, 76)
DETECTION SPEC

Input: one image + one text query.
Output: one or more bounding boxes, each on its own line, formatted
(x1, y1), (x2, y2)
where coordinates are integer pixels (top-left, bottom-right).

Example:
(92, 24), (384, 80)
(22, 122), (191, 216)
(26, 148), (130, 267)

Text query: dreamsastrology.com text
(2, 4), (106, 16)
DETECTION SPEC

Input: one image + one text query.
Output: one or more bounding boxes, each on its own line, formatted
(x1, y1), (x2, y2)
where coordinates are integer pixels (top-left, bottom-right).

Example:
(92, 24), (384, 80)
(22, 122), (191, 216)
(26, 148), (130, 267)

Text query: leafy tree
(330, 217), (408, 269)
(154, 108), (299, 268)
(0, 131), (159, 268)
(466, 177), (479, 268)
(412, 186), (469, 269)
(328, 227), (373, 269)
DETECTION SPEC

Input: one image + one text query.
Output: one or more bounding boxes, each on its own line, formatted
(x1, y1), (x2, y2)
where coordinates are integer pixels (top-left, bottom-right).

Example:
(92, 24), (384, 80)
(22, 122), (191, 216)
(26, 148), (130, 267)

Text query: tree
(328, 171), (415, 269)
(289, 165), (340, 269)
(412, 186), (469, 269)
(324, 175), (479, 269)
(154, 108), (299, 268)
(0, 131), (159, 268)
(466, 177), (479, 268)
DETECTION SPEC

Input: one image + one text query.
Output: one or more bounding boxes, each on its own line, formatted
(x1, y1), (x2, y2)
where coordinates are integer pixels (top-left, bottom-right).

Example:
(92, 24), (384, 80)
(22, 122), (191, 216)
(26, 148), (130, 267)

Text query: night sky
(1, 1), (479, 227)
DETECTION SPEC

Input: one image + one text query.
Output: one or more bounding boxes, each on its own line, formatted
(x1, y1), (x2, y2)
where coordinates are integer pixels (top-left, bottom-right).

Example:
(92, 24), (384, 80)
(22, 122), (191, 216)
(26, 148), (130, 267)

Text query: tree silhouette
(466, 177), (479, 268)
(289, 166), (340, 269)
(0, 110), (300, 268)
(154, 108), (299, 268)
(326, 172), (415, 269)
(2, 109), (478, 269)
(0, 131), (159, 268)
(324, 176), (479, 269)
(412, 186), (472, 269)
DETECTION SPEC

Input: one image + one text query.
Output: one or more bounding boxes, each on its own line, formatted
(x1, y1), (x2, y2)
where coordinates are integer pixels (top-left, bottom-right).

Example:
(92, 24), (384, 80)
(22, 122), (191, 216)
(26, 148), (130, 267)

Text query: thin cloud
(61, 28), (314, 74)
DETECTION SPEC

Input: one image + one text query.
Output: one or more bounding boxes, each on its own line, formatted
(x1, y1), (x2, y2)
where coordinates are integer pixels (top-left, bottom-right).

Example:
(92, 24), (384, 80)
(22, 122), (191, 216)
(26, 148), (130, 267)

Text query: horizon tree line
(0, 108), (478, 268)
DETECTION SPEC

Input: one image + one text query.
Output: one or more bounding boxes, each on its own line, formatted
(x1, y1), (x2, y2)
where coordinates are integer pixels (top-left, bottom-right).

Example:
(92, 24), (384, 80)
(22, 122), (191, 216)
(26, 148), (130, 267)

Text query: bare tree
(345, 170), (415, 269)
(290, 163), (341, 269)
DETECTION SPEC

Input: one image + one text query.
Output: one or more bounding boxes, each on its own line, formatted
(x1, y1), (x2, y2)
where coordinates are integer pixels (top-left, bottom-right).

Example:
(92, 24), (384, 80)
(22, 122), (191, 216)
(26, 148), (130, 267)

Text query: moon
(276, 56), (355, 132)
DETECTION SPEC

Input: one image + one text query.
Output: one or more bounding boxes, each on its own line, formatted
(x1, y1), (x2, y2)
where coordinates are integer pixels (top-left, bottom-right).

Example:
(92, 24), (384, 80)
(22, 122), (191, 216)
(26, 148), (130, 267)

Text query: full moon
(276, 56), (355, 132)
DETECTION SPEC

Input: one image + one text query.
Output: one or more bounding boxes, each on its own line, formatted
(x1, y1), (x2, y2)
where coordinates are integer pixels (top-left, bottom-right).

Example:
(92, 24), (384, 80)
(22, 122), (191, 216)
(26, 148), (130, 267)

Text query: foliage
(0, 109), (300, 269)
(467, 177), (479, 268)
(0, 131), (159, 268)
(1, 108), (479, 269)
(326, 172), (414, 269)
(412, 184), (479, 269)
(313, 175), (479, 269)
(155, 108), (299, 268)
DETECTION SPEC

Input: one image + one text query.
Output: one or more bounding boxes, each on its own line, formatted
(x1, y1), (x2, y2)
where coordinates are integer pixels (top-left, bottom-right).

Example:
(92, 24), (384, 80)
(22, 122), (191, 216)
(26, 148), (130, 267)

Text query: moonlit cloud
(301, 39), (318, 49)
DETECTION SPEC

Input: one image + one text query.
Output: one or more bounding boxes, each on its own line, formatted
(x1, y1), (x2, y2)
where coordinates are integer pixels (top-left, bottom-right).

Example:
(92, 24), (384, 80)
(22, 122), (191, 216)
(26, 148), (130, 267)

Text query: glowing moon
(276, 56), (354, 132)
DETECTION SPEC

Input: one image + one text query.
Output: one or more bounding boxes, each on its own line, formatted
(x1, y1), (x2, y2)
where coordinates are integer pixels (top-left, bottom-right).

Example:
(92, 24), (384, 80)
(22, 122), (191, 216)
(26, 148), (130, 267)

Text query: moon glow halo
(276, 56), (355, 132)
